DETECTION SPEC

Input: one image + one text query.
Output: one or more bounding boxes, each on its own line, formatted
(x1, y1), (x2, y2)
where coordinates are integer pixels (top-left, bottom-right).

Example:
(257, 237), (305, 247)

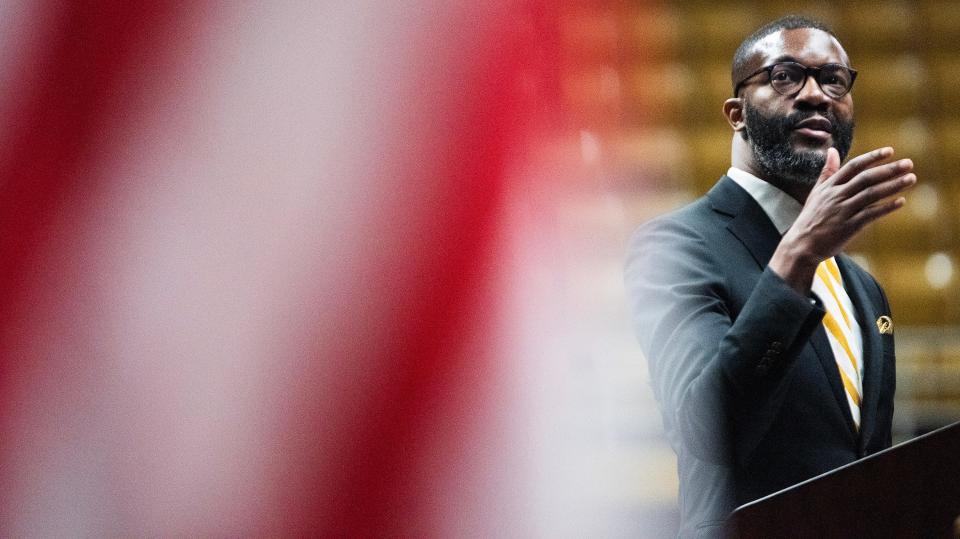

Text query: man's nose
(793, 74), (831, 107)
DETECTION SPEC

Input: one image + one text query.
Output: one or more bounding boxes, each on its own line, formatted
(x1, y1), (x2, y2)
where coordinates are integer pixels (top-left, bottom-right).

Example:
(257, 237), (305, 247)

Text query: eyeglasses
(733, 62), (858, 99)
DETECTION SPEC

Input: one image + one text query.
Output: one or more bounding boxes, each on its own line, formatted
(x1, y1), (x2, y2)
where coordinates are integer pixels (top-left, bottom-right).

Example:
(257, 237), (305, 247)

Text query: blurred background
(0, 1), (957, 537)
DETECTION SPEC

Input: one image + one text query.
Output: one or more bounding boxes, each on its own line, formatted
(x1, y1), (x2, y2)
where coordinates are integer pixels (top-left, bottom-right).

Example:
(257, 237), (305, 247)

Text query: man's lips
(792, 117), (833, 141)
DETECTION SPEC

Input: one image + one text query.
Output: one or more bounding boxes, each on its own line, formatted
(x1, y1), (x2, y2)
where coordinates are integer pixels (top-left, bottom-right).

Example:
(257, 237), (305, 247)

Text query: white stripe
(846, 391), (862, 426)
(813, 278), (858, 345)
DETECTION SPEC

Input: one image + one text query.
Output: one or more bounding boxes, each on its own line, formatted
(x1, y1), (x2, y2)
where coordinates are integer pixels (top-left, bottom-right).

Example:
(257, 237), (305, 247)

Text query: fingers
(829, 147), (895, 185)
(817, 147), (841, 184)
(839, 156), (914, 196)
(851, 196), (907, 228)
(845, 172), (916, 209)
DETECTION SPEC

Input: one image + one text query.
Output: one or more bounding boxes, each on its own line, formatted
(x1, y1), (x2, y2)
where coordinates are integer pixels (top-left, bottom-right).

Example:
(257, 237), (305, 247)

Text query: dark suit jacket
(625, 177), (896, 538)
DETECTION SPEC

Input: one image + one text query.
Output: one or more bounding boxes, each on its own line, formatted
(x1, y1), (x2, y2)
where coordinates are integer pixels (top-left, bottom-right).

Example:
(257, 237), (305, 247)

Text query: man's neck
(762, 172), (810, 203)
(730, 155), (810, 204)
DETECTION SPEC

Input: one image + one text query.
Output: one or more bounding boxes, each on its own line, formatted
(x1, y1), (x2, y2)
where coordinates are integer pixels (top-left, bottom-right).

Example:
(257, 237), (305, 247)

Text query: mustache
(783, 110), (838, 130)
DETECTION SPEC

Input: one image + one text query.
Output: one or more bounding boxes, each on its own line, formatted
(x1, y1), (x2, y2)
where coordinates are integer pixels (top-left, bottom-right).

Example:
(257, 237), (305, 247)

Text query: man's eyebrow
(770, 54), (798, 64)
(767, 53), (852, 68)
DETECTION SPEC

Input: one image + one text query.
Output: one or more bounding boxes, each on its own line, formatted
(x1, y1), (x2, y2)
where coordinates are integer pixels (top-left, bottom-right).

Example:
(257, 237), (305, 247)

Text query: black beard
(743, 102), (855, 192)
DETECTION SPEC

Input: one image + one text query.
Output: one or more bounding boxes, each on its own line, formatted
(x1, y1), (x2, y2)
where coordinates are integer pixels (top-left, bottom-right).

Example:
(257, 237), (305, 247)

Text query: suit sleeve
(625, 217), (825, 465)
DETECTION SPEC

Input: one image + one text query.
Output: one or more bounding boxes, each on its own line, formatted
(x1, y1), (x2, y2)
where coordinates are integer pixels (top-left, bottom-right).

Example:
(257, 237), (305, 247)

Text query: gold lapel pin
(876, 315), (893, 335)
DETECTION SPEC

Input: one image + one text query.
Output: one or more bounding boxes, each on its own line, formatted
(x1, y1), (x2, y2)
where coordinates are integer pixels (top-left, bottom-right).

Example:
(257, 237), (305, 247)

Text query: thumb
(817, 147), (840, 184)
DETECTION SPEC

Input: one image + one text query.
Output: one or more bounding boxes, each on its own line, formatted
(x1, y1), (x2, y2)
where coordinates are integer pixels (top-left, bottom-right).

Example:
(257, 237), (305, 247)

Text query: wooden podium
(725, 421), (960, 538)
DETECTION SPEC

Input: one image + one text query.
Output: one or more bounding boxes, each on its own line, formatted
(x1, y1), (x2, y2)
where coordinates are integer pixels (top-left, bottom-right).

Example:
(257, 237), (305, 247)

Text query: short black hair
(731, 15), (835, 96)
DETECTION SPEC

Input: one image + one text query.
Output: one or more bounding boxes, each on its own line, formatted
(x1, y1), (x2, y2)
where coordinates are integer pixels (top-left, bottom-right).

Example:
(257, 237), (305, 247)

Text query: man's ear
(723, 98), (745, 133)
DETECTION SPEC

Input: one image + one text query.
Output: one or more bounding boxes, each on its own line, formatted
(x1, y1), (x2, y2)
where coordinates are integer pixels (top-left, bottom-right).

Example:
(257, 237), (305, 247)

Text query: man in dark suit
(625, 16), (915, 537)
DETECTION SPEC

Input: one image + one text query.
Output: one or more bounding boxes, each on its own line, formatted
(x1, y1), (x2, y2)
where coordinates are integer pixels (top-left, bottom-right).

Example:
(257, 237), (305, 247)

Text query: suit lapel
(836, 255), (884, 450)
(707, 177), (780, 270)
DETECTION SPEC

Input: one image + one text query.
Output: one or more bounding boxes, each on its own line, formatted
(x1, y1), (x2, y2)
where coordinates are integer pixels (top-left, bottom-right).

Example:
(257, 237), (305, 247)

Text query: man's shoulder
(628, 183), (730, 249)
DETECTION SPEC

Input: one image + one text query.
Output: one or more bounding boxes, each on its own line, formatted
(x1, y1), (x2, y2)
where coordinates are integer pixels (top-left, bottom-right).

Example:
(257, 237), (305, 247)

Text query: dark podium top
(726, 421), (960, 538)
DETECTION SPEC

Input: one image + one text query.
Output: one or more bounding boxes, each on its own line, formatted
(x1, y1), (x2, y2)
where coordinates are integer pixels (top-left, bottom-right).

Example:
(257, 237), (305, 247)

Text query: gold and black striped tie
(815, 257), (862, 429)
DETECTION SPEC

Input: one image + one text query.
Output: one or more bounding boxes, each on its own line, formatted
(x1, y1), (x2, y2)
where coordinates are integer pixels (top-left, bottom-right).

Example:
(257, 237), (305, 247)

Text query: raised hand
(769, 146), (916, 294)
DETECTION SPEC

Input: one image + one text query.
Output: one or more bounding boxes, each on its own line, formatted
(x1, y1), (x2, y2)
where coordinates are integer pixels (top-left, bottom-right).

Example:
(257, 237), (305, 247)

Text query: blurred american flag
(0, 2), (666, 536)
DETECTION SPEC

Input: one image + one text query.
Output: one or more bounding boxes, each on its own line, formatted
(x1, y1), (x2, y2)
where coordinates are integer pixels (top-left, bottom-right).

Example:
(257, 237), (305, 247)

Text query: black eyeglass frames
(733, 62), (858, 99)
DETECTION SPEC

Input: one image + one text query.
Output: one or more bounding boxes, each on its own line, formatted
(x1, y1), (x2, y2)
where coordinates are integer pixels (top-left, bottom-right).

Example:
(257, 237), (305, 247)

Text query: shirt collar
(726, 167), (803, 235)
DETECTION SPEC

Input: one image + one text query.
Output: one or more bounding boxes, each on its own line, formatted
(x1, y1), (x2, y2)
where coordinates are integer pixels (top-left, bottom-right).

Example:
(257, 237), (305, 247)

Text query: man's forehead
(747, 28), (850, 69)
